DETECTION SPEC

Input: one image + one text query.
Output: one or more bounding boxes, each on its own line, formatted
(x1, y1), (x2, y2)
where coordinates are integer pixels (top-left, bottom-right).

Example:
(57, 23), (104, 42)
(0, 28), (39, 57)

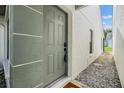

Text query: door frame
(57, 6), (72, 78)
(4, 5), (11, 88)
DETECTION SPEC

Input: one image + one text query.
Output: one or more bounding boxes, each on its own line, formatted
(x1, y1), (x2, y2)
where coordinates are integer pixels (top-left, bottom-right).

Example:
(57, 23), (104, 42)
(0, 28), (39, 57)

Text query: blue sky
(100, 5), (113, 29)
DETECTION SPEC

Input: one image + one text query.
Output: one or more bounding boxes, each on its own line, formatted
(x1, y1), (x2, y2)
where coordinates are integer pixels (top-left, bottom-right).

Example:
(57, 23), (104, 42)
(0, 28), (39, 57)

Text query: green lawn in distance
(104, 47), (112, 53)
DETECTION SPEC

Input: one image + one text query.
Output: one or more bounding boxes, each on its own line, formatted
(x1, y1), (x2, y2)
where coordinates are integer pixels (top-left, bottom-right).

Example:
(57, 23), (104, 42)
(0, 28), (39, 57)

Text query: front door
(43, 6), (67, 86)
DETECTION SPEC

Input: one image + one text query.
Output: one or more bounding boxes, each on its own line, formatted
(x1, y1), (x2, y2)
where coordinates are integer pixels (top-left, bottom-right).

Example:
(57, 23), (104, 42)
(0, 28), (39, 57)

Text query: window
(101, 38), (103, 50)
(7, 19), (9, 59)
(89, 29), (93, 54)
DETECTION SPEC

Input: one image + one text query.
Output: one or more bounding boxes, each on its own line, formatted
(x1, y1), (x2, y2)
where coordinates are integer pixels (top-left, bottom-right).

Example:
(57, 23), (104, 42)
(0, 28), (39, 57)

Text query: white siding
(113, 6), (124, 87)
(71, 5), (103, 79)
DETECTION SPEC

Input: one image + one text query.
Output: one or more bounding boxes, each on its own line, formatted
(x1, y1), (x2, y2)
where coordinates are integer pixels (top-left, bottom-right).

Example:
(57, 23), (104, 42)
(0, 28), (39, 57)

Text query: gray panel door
(43, 6), (66, 86)
(10, 5), (67, 88)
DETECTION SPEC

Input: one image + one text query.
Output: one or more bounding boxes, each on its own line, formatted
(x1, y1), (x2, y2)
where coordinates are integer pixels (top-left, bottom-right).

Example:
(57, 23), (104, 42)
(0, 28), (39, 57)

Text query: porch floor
(75, 53), (122, 88)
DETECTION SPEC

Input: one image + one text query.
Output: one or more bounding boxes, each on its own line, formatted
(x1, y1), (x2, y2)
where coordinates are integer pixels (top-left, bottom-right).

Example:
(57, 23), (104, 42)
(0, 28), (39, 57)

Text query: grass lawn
(104, 47), (112, 53)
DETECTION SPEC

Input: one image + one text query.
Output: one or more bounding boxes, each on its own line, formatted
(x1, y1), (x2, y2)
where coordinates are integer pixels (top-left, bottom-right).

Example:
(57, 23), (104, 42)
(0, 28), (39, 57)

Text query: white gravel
(75, 53), (122, 88)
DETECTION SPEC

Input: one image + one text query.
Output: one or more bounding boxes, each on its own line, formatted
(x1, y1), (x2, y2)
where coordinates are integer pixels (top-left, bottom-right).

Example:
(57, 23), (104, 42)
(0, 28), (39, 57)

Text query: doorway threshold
(46, 76), (71, 88)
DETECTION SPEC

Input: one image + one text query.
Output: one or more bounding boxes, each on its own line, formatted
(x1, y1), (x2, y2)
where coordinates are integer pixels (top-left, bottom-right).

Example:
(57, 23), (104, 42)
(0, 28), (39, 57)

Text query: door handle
(64, 42), (67, 63)
(64, 47), (67, 52)
(64, 42), (67, 47)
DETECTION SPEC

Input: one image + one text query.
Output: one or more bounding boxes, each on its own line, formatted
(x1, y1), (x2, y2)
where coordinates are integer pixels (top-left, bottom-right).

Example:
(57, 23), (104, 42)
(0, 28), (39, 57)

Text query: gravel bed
(75, 53), (122, 88)
(0, 69), (6, 88)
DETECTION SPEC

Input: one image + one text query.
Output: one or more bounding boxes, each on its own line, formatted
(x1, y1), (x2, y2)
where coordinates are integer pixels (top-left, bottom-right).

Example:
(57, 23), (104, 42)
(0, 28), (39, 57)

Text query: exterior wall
(71, 5), (103, 79)
(0, 17), (5, 70)
(113, 6), (124, 87)
(0, 13), (10, 88)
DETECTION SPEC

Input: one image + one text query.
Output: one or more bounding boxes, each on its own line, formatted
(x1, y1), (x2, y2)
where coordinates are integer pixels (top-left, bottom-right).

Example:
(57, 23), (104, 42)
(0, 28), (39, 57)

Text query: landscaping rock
(75, 53), (122, 88)
(0, 69), (6, 88)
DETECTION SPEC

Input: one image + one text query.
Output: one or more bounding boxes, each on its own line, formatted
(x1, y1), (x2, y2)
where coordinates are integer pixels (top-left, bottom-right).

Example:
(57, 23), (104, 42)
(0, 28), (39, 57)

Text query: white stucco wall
(66, 5), (103, 79)
(113, 6), (124, 87)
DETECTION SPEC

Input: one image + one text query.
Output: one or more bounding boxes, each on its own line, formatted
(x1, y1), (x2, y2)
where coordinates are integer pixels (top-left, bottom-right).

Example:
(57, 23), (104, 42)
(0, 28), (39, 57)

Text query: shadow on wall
(0, 25), (4, 69)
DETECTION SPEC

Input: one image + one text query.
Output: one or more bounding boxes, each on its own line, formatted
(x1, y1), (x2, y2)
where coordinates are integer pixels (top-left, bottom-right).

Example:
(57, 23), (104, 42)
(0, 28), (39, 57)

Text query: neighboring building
(0, 5), (103, 88)
(113, 5), (124, 88)
(106, 32), (112, 47)
(108, 39), (112, 47)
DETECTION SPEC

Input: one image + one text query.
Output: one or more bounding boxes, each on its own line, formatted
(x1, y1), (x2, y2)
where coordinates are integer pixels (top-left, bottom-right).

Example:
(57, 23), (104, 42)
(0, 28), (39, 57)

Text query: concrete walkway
(75, 53), (122, 88)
